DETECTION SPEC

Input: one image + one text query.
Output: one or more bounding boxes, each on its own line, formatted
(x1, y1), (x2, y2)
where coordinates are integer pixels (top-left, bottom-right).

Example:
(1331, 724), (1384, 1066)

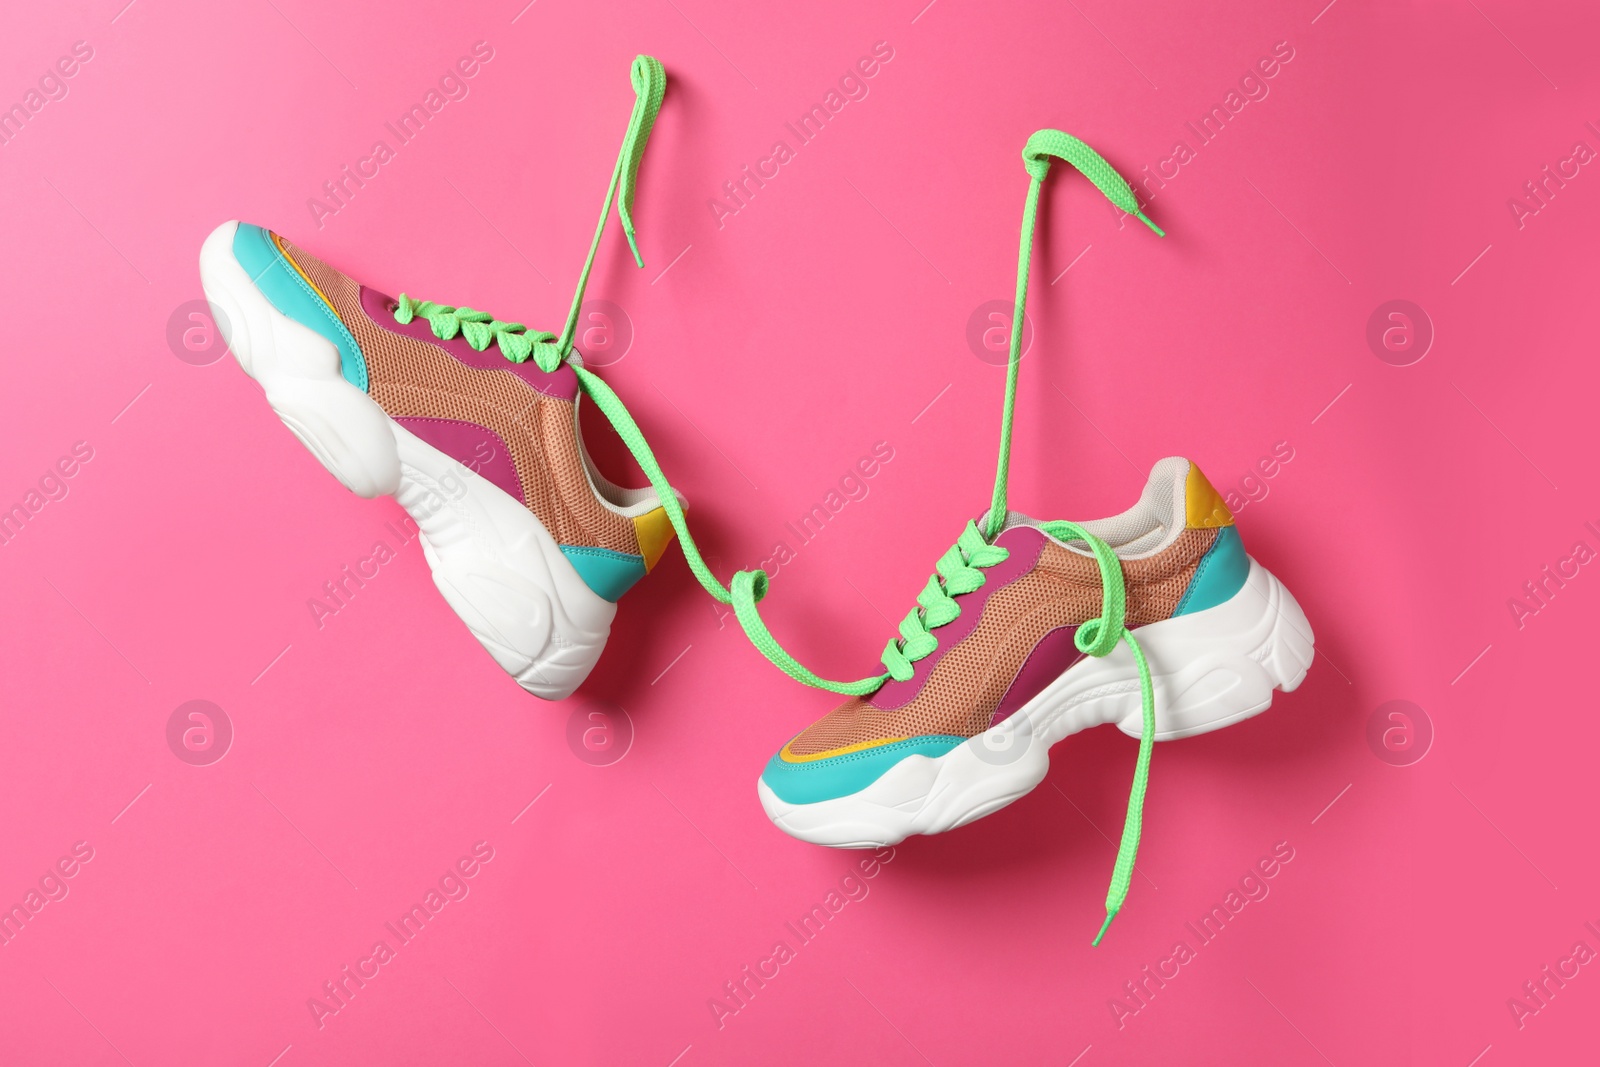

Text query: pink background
(2, 0), (1597, 1063)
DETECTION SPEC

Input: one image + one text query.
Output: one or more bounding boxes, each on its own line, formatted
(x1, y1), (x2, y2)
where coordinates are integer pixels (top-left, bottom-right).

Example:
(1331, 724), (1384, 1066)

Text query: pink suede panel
(988, 625), (1085, 727)
(393, 416), (525, 505)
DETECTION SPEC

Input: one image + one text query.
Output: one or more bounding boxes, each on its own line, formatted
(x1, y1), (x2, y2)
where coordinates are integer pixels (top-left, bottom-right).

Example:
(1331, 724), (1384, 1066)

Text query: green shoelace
(394, 53), (664, 375)
(395, 57), (1163, 943)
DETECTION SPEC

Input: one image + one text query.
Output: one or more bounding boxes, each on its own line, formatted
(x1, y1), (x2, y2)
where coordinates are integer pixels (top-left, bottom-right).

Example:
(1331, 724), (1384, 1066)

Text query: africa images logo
(1108, 841), (1296, 1028)
(306, 841), (496, 1030)
(0, 40), (94, 149)
(0, 440), (95, 549)
(707, 41), (896, 229)
(306, 41), (496, 229)
(707, 849), (896, 1029)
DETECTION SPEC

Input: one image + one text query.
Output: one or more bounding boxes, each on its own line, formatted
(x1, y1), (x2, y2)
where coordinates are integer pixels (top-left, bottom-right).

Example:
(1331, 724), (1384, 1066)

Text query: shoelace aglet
(623, 223), (644, 269)
(1092, 909), (1118, 947)
(1135, 210), (1165, 237)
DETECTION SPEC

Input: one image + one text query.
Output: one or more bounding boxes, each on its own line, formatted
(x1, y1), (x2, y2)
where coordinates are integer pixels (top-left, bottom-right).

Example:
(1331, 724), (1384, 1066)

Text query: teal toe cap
(760, 735), (964, 805)
(231, 222), (368, 391)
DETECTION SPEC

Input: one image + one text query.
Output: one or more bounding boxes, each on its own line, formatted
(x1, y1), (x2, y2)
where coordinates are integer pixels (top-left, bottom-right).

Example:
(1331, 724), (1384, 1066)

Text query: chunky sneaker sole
(200, 220), (675, 699)
(756, 459), (1315, 848)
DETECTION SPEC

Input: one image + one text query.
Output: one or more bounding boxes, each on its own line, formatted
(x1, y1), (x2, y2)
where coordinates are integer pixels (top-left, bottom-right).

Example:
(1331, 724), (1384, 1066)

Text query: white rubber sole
(199, 220), (615, 699)
(758, 557), (1315, 847)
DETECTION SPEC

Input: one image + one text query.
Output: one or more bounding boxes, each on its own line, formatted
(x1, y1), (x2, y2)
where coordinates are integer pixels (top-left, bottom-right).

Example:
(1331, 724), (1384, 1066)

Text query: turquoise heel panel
(560, 545), (647, 602)
(1174, 525), (1248, 616)
(761, 736), (965, 805)
(231, 223), (368, 391)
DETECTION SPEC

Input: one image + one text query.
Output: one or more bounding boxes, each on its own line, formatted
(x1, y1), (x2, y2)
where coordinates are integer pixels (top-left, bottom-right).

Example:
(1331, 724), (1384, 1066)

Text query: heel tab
(633, 506), (678, 572)
(1184, 462), (1234, 529)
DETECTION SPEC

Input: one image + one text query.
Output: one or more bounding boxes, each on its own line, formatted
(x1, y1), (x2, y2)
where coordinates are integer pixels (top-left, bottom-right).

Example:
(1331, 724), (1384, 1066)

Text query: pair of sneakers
(199, 57), (1314, 942)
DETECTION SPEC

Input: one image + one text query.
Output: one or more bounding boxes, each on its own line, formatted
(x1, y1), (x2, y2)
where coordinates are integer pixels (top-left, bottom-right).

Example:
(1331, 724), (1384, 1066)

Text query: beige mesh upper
(786, 527), (1217, 756)
(281, 238), (639, 556)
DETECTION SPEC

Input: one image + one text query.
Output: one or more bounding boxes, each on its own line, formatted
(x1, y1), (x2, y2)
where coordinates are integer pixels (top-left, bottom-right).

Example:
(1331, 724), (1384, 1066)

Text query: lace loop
(1041, 520), (1127, 658)
(616, 55), (666, 266)
(983, 135), (1162, 541)
(1020, 130), (1164, 236)
(553, 55), (666, 356)
(1038, 520), (1156, 945)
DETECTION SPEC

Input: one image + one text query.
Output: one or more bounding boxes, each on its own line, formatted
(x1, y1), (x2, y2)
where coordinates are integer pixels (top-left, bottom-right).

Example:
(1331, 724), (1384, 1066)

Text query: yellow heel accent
(1184, 462), (1234, 529)
(633, 506), (677, 572)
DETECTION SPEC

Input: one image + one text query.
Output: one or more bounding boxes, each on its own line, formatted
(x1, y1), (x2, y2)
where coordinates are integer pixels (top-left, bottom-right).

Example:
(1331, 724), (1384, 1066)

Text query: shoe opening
(1001, 456), (1195, 559)
(573, 390), (685, 518)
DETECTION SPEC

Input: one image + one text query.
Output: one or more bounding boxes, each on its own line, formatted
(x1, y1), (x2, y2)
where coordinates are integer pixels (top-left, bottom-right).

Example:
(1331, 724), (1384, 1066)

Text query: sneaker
(197, 57), (680, 700)
(755, 458), (1314, 844)
(712, 130), (1315, 942)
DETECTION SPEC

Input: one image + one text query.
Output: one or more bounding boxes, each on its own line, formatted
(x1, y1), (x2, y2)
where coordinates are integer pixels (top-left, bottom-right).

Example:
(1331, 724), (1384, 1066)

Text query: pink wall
(1, 0), (1596, 1063)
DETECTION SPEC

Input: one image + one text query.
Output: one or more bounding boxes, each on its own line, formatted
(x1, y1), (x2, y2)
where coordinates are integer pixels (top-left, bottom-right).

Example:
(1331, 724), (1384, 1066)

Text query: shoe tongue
(998, 510), (1099, 556)
(991, 459), (1196, 560)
